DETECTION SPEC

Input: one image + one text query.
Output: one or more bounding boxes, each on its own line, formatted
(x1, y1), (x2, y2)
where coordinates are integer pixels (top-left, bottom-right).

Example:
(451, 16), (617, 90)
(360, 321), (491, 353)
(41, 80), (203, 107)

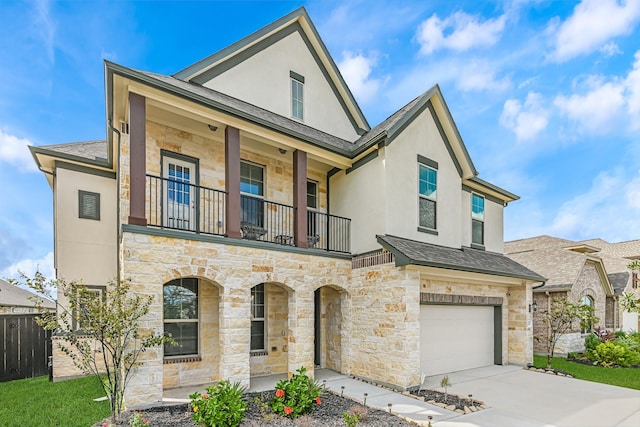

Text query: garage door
(420, 305), (495, 376)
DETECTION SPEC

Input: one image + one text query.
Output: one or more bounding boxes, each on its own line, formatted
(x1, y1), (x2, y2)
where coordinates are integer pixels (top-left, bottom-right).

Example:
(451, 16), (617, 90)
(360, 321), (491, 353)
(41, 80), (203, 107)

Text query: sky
(1, 0), (640, 284)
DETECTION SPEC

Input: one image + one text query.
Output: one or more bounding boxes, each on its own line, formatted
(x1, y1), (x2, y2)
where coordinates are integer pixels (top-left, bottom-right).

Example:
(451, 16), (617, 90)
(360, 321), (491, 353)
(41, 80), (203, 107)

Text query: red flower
(316, 396), (321, 404)
(203, 393), (209, 399)
(275, 389), (285, 398)
(284, 406), (292, 415)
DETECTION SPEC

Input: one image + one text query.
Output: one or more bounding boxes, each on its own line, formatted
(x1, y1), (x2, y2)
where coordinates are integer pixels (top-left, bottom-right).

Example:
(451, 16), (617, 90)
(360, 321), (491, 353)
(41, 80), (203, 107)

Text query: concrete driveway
(423, 365), (640, 427)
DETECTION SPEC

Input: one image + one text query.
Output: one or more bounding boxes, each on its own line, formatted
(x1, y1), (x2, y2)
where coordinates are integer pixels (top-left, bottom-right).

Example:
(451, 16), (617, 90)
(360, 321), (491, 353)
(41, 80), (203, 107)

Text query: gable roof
(0, 279), (55, 309)
(377, 234), (545, 282)
(173, 7), (369, 135)
(505, 236), (615, 295)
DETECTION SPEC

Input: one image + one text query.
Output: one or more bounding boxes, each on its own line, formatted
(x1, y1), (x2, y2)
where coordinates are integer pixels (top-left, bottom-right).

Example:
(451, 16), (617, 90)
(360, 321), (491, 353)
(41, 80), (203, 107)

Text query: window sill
(417, 226), (438, 236)
(470, 243), (485, 251)
(164, 355), (201, 364)
(250, 351), (268, 357)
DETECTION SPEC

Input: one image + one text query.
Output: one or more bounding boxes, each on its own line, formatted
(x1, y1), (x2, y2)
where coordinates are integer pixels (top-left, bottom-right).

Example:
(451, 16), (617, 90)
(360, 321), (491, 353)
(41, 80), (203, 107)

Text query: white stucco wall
(329, 152), (386, 254)
(54, 166), (117, 285)
(622, 310), (639, 332)
(202, 31), (360, 141)
(383, 108), (462, 249)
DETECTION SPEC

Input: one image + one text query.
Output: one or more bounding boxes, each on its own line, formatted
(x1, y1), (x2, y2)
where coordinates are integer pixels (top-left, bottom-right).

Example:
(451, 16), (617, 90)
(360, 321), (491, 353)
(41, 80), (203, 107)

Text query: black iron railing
(147, 175), (226, 235)
(145, 175), (350, 253)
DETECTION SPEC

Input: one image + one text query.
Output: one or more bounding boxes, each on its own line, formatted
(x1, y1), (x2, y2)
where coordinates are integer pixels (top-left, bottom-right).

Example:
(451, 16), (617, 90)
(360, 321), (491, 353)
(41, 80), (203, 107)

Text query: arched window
(163, 278), (198, 357)
(581, 295), (594, 334)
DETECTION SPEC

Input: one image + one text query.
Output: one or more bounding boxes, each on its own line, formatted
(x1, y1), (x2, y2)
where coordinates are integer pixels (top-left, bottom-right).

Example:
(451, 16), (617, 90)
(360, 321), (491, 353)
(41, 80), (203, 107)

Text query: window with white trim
(251, 284), (265, 351)
(240, 161), (265, 228)
(471, 194), (485, 246)
(291, 73), (304, 120)
(581, 295), (594, 334)
(418, 164), (437, 229)
(163, 278), (198, 357)
(307, 180), (319, 244)
(73, 285), (105, 330)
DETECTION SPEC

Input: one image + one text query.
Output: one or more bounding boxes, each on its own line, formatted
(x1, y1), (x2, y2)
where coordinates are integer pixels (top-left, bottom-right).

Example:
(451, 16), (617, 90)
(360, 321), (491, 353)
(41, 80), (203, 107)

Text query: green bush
(189, 380), (247, 427)
(584, 332), (601, 352)
(586, 341), (640, 368)
(616, 336), (639, 353)
(614, 330), (627, 339)
(270, 367), (322, 419)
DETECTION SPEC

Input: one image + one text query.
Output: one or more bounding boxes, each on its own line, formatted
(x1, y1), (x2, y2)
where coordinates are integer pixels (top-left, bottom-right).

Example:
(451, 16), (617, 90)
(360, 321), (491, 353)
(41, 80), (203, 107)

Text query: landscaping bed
(95, 391), (418, 426)
(409, 389), (485, 414)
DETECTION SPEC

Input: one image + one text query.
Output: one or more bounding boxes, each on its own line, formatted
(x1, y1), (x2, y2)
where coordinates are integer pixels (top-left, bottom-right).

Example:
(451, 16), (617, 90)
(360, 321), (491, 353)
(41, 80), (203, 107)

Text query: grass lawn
(0, 375), (110, 427)
(533, 355), (640, 390)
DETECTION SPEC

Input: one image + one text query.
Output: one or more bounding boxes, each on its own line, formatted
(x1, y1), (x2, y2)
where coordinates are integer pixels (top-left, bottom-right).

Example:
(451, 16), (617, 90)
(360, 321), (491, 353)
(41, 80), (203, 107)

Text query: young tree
(540, 297), (598, 369)
(11, 272), (171, 424)
(621, 260), (640, 313)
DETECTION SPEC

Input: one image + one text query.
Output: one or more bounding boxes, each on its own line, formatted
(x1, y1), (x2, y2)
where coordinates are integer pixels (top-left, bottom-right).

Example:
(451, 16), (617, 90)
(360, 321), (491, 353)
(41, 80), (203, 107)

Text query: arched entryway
(162, 276), (221, 389)
(314, 285), (345, 371)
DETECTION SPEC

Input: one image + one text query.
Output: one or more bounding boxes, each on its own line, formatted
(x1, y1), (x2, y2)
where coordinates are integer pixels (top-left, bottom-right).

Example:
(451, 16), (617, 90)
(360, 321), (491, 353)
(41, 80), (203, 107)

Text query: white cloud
(457, 61), (510, 92)
(548, 169), (640, 241)
(1, 251), (55, 283)
(600, 42), (623, 57)
(416, 11), (506, 55)
(0, 129), (39, 172)
(33, 0), (56, 64)
(500, 92), (549, 141)
(550, 0), (640, 62)
(554, 77), (626, 133)
(627, 51), (640, 128)
(338, 51), (385, 104)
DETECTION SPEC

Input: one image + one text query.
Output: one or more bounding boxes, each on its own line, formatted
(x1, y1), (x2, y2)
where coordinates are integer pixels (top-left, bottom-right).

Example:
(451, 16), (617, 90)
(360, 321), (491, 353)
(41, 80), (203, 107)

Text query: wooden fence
(1, 314), (52, 382)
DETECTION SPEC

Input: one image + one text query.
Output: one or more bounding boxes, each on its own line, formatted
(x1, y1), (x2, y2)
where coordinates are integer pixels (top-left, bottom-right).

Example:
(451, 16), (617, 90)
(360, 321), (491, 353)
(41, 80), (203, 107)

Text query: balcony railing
(146, 175), (350, 253)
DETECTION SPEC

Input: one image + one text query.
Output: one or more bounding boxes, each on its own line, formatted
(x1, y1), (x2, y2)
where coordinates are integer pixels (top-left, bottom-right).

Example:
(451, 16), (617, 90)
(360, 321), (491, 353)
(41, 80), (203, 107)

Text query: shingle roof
(377, 235), (545, 282)
(39, 140), (107, 161)
(608, 272), (630, 295)
(506, 246), (584, 291)
(581, 238), (640, 259)
(0, 279), (55, 309)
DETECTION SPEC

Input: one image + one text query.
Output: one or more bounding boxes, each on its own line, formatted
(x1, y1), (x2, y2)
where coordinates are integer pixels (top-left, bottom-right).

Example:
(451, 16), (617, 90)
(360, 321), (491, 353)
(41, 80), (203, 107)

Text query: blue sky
(1, 0), (640, 282)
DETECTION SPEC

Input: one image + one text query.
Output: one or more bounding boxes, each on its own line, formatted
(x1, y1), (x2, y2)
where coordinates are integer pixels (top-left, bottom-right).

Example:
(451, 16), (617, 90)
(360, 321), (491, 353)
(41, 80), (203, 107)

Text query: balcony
(146, 175), (350, 253)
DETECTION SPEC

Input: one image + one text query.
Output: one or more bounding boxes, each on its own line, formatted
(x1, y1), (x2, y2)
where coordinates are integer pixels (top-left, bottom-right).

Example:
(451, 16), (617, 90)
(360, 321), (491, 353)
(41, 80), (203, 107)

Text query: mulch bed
(95, 390), (418, 426)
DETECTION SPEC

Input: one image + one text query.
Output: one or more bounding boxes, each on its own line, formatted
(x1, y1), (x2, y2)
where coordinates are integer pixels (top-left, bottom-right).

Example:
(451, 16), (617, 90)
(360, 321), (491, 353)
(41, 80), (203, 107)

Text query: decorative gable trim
(175, 7), (369, 135)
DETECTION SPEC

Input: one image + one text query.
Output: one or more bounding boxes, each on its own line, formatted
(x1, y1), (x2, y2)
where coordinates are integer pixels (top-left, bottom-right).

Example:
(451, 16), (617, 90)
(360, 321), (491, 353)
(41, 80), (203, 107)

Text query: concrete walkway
(163, 365), (640, 427)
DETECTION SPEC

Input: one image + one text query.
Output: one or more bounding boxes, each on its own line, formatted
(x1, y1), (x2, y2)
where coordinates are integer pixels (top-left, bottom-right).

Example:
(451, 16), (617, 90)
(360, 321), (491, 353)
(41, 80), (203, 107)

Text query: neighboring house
(0, 279), (55, 315)
(30, 8), (542, 407)
(505, 236), (638, 355)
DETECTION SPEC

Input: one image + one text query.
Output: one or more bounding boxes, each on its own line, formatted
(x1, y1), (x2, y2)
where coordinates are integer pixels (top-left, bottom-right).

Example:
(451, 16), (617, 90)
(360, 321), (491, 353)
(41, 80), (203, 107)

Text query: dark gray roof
(121, 65), (356, 156)
(608, 272), (630, 295)
(377, 235), (546, 282)
(39, 140), (108, 161)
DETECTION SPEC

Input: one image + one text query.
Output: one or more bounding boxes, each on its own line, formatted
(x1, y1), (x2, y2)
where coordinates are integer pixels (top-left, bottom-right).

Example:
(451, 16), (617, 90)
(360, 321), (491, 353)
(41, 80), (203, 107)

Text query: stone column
(128, 92), (147, 226)
(287, 288), (315, 377)
(225, 126), (241, 239)
(218, 284), (250, 387)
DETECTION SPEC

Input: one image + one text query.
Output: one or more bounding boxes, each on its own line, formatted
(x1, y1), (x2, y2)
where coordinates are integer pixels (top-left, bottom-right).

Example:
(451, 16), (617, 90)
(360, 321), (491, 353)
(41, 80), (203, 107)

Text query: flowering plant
(270, 367), (323, 419)
(189, 380), (247, 427)
(129, 411), (150, 427)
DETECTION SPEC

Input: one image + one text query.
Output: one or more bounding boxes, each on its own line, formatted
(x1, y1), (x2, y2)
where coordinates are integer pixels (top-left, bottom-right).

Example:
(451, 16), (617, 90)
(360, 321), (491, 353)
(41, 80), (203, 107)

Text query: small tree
(621, 261), (640, 313)
(440, 375), (451, 403)
(540, 296), (598, 368)
(11, 272), (171, 424)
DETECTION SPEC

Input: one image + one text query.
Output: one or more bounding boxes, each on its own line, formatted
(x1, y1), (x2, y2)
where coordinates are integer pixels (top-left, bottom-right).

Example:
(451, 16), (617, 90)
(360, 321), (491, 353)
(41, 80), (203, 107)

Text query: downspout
(108, 120), (122, 283)
(545, 291), (551, 353)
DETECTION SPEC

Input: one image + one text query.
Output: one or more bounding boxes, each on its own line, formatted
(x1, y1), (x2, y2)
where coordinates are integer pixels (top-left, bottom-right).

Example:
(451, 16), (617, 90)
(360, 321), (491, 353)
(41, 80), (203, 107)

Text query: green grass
(533, 355), (640, 390)
(0, 375), (110, 427)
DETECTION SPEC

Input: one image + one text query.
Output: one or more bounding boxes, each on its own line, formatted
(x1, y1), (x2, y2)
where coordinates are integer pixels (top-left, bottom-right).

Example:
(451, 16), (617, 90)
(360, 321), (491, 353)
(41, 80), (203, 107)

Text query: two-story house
(30, 7), (543, 407)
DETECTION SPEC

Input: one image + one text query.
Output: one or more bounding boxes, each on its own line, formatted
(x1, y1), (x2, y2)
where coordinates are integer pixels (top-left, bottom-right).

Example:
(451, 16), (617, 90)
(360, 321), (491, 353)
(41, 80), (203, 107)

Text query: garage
(420, 305), (497, 376)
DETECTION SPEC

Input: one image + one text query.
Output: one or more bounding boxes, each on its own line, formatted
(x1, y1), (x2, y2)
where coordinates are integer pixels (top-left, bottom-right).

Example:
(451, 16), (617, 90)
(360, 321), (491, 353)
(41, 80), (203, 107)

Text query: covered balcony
(145, 174), (351, 253)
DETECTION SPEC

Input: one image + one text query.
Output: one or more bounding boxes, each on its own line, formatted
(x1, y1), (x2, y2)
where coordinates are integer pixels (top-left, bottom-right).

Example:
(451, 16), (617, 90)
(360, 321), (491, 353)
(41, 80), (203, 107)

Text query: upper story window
(78, 190), (100, 220)
(163, 278), (198, 357)
(240, 161), (265, 230)
(307, 180), (318, 209)
(418, 163), (437, 230)
(471, 194), (485, 246)
(291, 71), (304, 121)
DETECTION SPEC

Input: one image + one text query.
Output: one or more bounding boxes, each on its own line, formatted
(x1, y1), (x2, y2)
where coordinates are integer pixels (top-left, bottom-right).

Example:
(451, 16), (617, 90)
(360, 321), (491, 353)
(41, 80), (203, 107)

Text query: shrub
(584, 332), (600, 352)
(616, 336), (640, 353)
(343, 411), (362, 427)
(270, 367), (322, 419)
(586, 341), (640, 368)
(190, 380), (247, 427)
(614, 330), (627, 339)
(129, 411), (150, 427)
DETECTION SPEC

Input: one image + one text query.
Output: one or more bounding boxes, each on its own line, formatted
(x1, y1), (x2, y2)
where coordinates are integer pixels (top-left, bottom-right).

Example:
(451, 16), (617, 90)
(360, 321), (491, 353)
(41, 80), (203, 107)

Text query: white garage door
(420, 305), (495, 377)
